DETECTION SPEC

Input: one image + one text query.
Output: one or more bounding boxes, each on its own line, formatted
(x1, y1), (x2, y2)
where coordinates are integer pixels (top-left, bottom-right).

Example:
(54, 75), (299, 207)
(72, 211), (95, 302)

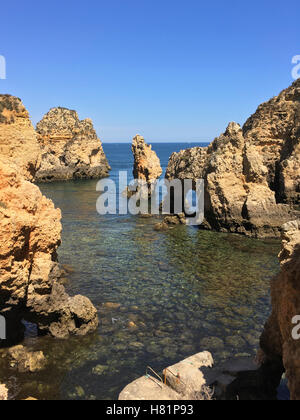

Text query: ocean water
(0, 143), (281, 400)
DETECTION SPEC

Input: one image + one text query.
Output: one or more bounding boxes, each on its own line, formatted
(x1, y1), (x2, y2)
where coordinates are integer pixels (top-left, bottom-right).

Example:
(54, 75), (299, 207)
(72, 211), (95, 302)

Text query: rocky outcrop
(35, 107), (110, 181)
(260, 220), (300, 400)
(0, 97), (99, 346)
(166, 80), (300, 238)
(154, 213), (186, 231)
(132, 135), (162, 185)
(0, 95), (41, 181)
(0, 159), (98, 343)
(119, 351), (287, 400)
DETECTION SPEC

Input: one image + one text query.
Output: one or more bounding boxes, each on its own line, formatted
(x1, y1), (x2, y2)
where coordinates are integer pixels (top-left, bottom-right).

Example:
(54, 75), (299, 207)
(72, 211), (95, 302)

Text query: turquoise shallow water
(0, 144), (280, 400)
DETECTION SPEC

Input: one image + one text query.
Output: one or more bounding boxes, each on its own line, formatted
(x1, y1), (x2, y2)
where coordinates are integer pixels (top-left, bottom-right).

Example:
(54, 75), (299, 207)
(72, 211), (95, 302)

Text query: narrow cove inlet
(0, 144), (278, 400)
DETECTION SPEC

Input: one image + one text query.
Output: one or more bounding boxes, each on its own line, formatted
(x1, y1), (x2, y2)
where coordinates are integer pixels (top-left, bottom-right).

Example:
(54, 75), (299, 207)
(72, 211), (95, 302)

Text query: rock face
(0, 95), (41, 181)
(0, 98), (99, 343)
(260, 220), (300, 400)
(36, 107), (110, 181)
(132, 135), (162, 185)
(166, 80), (300, 238)
(0, 158), (99, 343)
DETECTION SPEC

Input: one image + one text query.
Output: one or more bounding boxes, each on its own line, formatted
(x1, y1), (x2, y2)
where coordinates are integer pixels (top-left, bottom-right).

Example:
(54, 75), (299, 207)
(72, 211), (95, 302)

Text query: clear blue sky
(0, 0), (299, 142)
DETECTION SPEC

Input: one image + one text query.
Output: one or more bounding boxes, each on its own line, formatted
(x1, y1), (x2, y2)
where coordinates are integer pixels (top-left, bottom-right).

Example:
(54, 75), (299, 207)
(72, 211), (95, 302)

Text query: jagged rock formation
(132, 135), (162, 184)
(7, 345), (46, 373)
(36, 107), (110, 181)
(0, 95), (41, 181)
(166, 80), (300, 238)
(0, 158), (99, 344)
(0, 98), (99, 344)
(260, 220), (300, 400)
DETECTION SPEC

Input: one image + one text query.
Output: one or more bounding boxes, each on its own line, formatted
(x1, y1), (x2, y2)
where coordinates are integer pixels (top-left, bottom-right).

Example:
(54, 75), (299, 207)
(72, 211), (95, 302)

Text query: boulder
(164, 351), (213, 396)
(119, 352), (214, 401)
(36, 107), (110, 181)
(0, 384), (8, 400)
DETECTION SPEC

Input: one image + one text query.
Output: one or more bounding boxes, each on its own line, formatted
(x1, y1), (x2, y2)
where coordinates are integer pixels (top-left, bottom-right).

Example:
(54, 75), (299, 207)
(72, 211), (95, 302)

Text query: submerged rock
(165, 81), (300, 238)
(35, 107), (110, 181)
(260, 220), (300, 400)
(27, 282), (99, 338)
(92, 364), (109, 376)
(132, 135), (162, 186)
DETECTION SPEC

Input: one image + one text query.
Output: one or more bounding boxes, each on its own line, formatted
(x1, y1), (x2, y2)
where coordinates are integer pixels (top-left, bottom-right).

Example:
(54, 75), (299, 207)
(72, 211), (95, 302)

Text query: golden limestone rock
(260, 220), (300, 400)
(132, 135), (162, 185)
(0, 95), (41, 181)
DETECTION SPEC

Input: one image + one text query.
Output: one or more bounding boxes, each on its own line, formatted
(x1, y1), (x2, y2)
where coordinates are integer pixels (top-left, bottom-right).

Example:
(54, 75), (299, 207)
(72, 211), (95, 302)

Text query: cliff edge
(166, 80), (300, 238)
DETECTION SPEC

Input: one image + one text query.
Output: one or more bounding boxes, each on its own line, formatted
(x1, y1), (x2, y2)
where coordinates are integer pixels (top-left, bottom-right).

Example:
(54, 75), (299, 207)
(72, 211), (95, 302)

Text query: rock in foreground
(7, 345), (46, 373)
(36, 107), (110, 181)
(119, 377), (180, 401)
(260, 220), (300, 400)
(132, 135), (162, 185)
(166, 81), (300, 238)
